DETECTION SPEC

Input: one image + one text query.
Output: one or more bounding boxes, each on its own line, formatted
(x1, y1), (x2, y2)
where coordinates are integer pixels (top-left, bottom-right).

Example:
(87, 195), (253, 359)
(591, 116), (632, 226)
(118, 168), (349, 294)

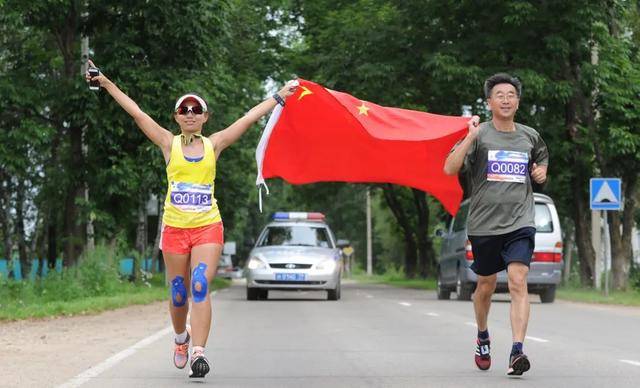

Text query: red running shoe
(474, 339), (491, 370)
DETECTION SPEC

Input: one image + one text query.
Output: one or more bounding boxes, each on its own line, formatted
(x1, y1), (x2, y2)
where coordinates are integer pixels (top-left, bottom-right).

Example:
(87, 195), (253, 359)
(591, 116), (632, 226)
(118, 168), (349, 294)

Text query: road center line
(58, 291), (218, 388)
(424, 312), (440, 317)
(399, 302), (412, 307)
(620, 359), (640, 367)
(525, 336), (549, 343)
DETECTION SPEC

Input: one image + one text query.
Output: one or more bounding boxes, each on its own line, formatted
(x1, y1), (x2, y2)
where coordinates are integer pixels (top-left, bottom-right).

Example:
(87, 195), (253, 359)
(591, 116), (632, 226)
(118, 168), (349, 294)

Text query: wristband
(273, 93), (285, 107)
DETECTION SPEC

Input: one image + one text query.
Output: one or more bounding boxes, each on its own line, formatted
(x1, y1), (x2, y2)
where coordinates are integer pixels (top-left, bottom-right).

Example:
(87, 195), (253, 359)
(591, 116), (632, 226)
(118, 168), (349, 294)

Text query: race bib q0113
(486, 150), (529, 183)
(169, 182), (213, 212)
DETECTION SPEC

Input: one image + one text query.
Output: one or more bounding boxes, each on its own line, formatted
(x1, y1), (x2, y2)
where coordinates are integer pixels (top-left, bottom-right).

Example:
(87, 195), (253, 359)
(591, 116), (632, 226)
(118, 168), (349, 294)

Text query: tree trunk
(134, 199), (148, 279)
(608, 211), (625, 290)
(0, 174), (13, 277)
(47, 218), (58, 271)
(382, 184), (417, 278)
(63, 127), (85, 267)
(573, 169), (596, 286)
(16, 179), (30, 280)
(30, 213), (46, 278)
(562, 220), (575, 285)
(564, 51), (597, 287)
(610, 173), (638, 290)
(58, 4), (85, 268)
(151, 205), (164, 274)
(412, 189), (435, 278)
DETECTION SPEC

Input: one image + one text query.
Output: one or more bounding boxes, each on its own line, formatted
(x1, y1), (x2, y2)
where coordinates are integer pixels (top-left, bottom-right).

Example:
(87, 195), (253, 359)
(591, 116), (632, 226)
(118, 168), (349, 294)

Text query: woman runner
(87, 60), (297, 378)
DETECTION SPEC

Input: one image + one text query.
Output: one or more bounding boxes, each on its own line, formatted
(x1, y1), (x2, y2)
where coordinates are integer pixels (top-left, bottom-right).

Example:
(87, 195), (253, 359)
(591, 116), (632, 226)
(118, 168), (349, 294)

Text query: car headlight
(315, 258), (337, 271)
(247, 256), (267, 270)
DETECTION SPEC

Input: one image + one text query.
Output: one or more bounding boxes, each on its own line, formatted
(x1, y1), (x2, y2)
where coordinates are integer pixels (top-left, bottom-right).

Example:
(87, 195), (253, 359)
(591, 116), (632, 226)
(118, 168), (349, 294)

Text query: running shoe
(173, 332), (190, 369)
(507, 352), (530, 376)
(189, 350), (211, 378)
(474, 338), (491, 370)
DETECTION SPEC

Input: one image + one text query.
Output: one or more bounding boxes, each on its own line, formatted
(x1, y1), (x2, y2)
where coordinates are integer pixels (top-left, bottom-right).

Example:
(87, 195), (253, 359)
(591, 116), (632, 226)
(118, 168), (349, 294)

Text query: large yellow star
(357, 102), (370, 116)
(298, 86), (313, 101)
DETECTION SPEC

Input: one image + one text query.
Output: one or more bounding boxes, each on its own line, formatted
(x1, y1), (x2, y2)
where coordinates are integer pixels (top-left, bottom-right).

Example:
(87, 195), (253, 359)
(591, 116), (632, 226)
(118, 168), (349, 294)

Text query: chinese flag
(256, 79), (469, 215)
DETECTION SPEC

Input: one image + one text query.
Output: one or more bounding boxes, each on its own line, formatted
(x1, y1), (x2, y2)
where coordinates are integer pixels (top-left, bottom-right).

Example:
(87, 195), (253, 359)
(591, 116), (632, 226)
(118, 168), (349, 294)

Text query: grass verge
(350, 268), (640, 307)
(351, 271), (436, 290)
(0, 276), (230, 321)
(557, 286), (640, 307)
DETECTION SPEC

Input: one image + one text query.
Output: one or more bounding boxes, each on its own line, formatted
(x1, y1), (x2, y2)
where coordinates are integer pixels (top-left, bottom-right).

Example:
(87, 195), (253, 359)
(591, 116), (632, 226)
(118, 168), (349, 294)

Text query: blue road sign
(590, 178), (622, 210)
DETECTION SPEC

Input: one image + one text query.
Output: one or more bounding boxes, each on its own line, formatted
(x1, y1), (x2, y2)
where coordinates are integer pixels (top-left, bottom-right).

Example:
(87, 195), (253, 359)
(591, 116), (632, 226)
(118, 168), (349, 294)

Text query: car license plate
(275, 273), (306, 281)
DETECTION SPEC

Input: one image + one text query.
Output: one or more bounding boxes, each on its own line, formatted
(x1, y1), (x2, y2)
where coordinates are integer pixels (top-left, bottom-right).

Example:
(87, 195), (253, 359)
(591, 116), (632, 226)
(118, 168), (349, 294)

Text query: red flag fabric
(256, 79), (469, 215)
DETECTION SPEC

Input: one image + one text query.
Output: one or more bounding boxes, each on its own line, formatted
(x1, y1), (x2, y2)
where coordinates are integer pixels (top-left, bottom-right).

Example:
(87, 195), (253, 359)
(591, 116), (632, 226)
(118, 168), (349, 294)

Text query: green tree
(0, 0), (294, 275)
(284, 0), (446, 278)
(592, 3), (640, 290)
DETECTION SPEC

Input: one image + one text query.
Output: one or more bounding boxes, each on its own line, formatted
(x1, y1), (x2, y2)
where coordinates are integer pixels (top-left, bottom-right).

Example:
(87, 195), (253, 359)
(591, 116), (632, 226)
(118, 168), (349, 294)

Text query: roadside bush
(0, 278), (36, 304)
(77, 245), (121, 296)
(2, 244), (131, 305)
(379, 264), (407, 281)
(36, 272), (85, 302)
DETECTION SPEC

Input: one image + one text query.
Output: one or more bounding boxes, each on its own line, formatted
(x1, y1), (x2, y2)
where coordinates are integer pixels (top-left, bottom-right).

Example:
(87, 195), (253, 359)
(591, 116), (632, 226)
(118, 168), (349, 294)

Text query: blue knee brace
(191, 263), (208, 303)
(171, 276), (187, 307)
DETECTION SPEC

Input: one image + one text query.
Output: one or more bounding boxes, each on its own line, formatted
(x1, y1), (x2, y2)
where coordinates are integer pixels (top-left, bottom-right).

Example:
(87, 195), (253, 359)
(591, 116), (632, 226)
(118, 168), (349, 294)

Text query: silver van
(436, 193), (563, 303)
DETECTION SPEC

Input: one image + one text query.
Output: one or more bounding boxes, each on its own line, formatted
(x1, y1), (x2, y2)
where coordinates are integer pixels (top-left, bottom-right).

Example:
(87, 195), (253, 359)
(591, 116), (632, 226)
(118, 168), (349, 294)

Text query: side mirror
(336, 239), (350, 248)
(434, 228), (446, 238)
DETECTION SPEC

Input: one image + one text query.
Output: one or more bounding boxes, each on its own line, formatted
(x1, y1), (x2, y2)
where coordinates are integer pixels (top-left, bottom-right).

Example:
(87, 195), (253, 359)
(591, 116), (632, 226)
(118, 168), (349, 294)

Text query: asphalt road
(62, 280), (640, 387)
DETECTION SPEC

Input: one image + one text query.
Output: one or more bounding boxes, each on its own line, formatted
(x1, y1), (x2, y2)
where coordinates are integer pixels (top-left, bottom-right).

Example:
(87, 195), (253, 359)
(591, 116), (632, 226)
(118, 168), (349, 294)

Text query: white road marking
(526, 336), (549, 343)
(424, 312), (440, 317)
(58, 326), (173, 388)
(399, 302), (412, 307)
(620, 359), (640, 367)
(58, 291), (218, 388)
(365, 294), (373, 298)
(465, 322), (477, 327)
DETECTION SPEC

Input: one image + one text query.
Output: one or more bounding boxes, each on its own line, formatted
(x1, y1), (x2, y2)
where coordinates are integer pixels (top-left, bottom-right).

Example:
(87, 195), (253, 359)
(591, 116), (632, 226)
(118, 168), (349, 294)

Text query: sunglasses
(176, 105), (204, 115)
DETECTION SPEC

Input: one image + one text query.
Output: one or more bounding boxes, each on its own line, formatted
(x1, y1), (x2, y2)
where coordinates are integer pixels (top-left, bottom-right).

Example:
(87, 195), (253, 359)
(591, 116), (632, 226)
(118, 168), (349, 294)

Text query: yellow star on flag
(357, 102), (370, 116)
(298, 86), (313, 101)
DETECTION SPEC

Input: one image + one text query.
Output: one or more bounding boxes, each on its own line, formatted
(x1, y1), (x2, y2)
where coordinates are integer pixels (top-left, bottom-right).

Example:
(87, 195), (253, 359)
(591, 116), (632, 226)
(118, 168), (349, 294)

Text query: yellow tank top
(163, 135), (222, 228)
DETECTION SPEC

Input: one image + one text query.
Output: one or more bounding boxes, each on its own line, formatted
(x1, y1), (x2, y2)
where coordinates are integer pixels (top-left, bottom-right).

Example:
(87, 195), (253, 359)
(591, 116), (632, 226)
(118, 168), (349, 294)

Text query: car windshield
(535, 203), (553, 233)
(259, 225), (333, 248)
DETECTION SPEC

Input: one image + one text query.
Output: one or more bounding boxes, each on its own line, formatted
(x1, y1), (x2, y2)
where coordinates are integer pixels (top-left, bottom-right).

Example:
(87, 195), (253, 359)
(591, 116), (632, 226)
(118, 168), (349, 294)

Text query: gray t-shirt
(462, 121), (549, 236)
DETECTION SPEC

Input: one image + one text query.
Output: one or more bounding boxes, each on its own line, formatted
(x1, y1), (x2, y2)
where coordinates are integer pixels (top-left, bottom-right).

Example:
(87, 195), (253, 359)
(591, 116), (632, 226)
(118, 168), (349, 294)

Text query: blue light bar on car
(272, 212), (325, 221)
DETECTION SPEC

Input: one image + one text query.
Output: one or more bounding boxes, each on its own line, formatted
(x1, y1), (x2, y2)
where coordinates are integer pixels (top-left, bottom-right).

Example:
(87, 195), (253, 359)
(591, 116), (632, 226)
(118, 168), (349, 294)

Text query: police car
(245, 212), (343, 301)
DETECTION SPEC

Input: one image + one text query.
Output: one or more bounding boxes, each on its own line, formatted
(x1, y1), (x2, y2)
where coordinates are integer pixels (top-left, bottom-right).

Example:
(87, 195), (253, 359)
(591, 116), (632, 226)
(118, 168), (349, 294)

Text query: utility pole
(366, 188), (372, 276)
(592, 210), (601, 289)
(603, 210), (611, 297)
(81, 35), (95, 251)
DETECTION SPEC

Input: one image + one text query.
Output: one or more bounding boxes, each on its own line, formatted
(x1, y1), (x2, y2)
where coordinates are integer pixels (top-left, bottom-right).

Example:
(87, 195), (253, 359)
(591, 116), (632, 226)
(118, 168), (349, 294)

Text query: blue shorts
(468, 227), (536, 276)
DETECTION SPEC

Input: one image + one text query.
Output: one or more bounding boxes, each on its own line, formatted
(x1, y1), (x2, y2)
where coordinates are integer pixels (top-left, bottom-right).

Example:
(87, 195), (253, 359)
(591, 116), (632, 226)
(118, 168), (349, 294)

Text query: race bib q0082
(170, 182), (213, 212)
(486, 150), (529, 183)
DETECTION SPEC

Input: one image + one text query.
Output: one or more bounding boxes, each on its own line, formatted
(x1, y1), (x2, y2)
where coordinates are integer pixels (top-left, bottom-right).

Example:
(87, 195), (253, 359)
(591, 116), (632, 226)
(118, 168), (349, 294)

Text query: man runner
(444, 73), (549, 376)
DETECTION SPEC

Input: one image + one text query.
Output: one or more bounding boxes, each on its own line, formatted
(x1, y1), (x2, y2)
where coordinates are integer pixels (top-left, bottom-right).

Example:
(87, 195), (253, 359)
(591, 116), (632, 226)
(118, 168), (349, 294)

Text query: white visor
(174, 94), (208, 112)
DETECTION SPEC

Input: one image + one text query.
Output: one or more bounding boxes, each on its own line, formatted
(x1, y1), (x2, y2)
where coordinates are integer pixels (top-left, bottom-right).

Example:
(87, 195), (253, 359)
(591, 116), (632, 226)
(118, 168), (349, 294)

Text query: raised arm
(210, 81), (299, 156)
(86, 60), (173, 158)
(443, 116), (480, 175)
